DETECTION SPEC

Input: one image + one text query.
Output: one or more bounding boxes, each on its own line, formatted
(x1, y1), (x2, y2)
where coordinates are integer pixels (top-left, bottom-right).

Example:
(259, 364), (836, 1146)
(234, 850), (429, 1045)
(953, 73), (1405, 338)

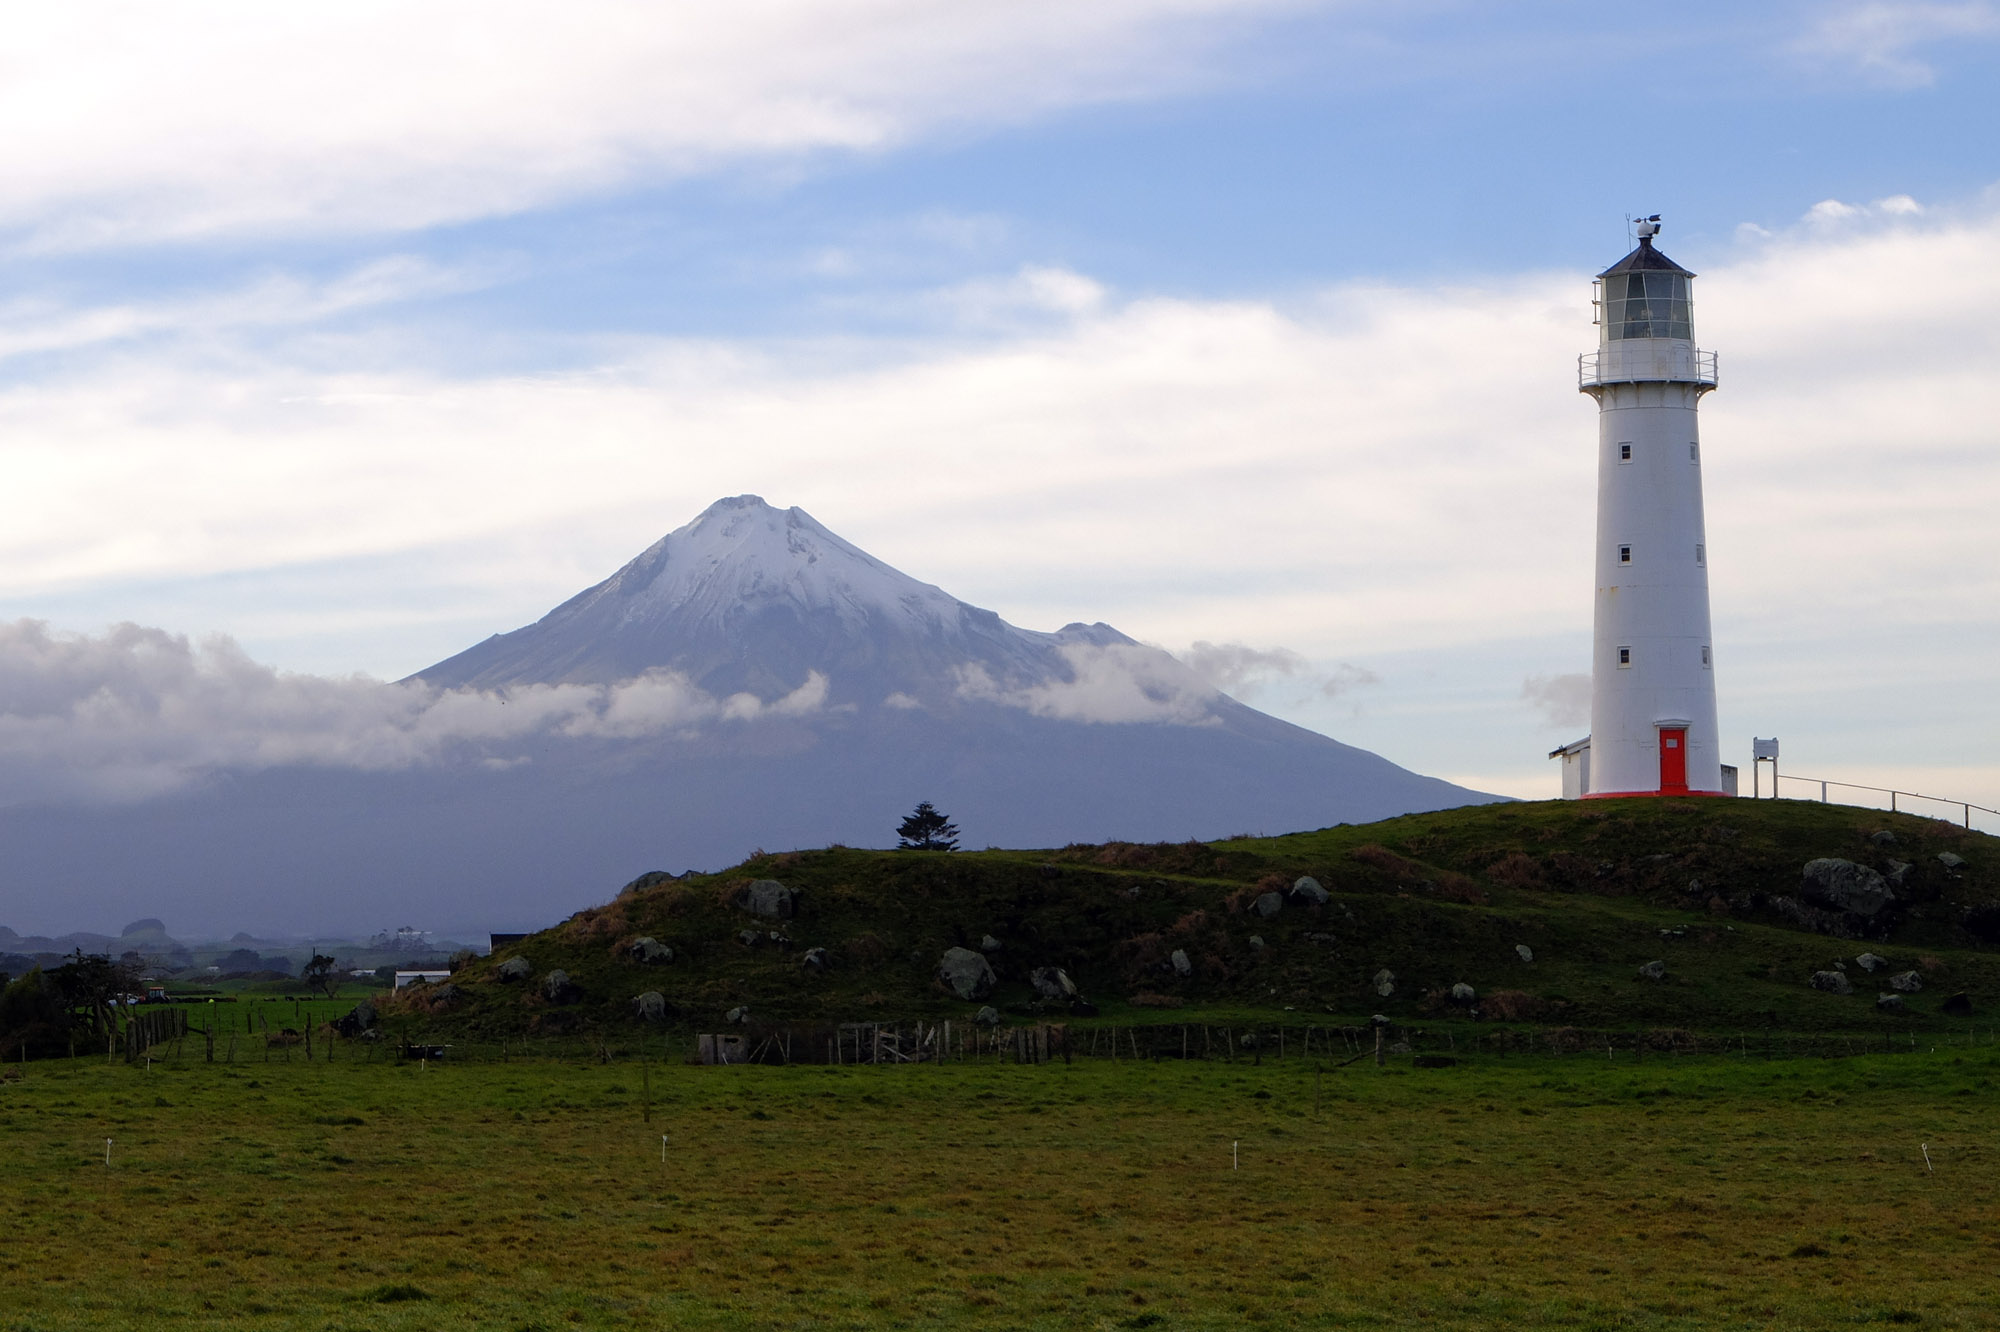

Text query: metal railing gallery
(1765, 772), (1999, 833)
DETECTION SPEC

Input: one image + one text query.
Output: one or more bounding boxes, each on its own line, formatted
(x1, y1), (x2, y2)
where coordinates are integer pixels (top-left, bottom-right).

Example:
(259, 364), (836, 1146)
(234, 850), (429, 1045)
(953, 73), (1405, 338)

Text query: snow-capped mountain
(416, 495), (1138, 709)
(0, 497), (1497, 935)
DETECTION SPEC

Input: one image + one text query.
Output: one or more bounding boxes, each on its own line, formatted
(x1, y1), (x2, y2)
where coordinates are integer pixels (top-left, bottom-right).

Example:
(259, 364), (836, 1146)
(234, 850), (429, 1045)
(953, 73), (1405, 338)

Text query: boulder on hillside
(726, 1005), (750, 1024)
(1876, 993), (1906, 1013)
(1253, 892), (1284, 918)
(801, 947), (829, 971)
(629, 936), (673, 965)
(1373, 968), (1395, 998)
(737, 930), (762, 947)
(1450, 982), (1476, 1003)
(1637, 960), (1666, 981)
(1170, 949), (1192, 977)
(1030, 966), (1077, 1000)
(734, 879), (796, 919)
(1937, 852), (1965, 870)
(542, 969), (581, 1004)
(497, 956), (533, 982)
(1515, 944), (1534, 963)
(1869, 829), (1898, 846)
(1248, 935), (1265, 950)
(937, 947), (996, 1000)
(974, 1006), (1001, 1026)
(332, 999), (377, 1037)
(1809, 970), (1854, 996)
(632, 991), (667, 1022)
(1291, 876), (1330, 906)
(1888, 970), (1923, 993)
(979, 934), (1002, 953)
(1801, 859), (1895, 917)
(1855, 952), (1888, 973)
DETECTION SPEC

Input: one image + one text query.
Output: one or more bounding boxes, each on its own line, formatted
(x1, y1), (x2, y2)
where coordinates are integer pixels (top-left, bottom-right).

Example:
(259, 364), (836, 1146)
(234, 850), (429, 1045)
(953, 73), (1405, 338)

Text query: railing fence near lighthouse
(1578, 347), (1718, 390)
(1761, 773), (1999, 835)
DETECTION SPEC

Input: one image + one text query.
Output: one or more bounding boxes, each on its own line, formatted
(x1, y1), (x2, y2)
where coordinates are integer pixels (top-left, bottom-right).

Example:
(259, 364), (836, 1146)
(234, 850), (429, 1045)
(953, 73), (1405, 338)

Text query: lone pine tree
(897, 801), (959, 852)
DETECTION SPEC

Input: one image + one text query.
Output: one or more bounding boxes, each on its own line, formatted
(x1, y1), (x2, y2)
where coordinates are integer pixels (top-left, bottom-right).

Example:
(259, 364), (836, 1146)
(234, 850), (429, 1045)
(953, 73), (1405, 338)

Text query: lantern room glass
(1602, 272), (1692, 341)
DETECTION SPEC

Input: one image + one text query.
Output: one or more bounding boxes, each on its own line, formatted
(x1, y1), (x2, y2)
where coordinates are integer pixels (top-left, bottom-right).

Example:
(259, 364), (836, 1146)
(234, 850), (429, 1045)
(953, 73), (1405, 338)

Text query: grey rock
(735, 878), (797, 920)
(979, 934), (1002, 953)
(737, 929), (761, 947)
(1855, 952), (1888, 973)
(1888, 970), (1923, 993)
(1869, 829), (1898, 846)
(428, 983), (462, 1008)
(1637, 960), (1666, 981)
(1450, 982), (1476, 1003)
(1515, 944), (1534, 963)
(1875, 993), (1906, 1013)
(496, 956), (533, 982)
(542, 969), (580, 1004)
(1887, 861), (1911, 887)
(1248, 935), (1266, 950)
(1801, 859), (1896, 917)
(630, 936), (673, 965)
(725, 1005), (749, 1024)
(1373, 968), (1395, 998)
(1937, 852), (1965, 870)
(1030, 966), (1078, 1000)
(332, 999), (376, 1037)
(766, 931), (792, 949)
(633, 991), (667, 1022)
(974, 1006), (1001, 1026)
(937, 946), (997, 1000)
(1253, 891), (1284, 918)
(1290, 876), (1330, 905)
(801, 946), (829, 971)
(1170, 949), (1192, 977)
(1809, 970), (1854, 996)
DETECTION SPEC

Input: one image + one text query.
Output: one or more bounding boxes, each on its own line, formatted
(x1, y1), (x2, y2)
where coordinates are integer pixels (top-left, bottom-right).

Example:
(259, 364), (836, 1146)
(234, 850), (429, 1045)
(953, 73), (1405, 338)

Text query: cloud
(1520, 673), (1591, 731)
(955, 643), (1220, 725)
(0, 1), (1308, 246)
(1177, 640), (1378, 700)
(2, 193), (1998, 811)
(1794, 2), (2000, 87)
(0, 620), (827, 806)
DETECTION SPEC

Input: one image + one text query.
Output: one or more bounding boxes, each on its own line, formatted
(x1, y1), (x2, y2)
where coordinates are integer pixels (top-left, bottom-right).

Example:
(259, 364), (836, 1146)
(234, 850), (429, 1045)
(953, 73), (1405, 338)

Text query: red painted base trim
(1583, 789), (1729, 799)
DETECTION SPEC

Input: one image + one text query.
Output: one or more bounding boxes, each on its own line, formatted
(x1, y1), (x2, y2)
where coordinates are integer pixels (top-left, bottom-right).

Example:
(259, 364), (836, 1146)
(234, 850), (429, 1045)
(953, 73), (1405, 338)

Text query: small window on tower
(1689, 442), (1700, 462)
(1696, 544), (1705, 565)
(1701, 646), (1712, 668)
(1618, 647), (1632, 668)
(1618, 545), (1632, 564)
(1619, 443), (1633, 463)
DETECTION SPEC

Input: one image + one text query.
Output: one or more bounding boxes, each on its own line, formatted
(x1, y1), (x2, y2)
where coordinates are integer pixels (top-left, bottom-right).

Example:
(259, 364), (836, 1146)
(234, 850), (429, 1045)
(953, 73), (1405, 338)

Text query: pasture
(2, 1040), (1996, 1330)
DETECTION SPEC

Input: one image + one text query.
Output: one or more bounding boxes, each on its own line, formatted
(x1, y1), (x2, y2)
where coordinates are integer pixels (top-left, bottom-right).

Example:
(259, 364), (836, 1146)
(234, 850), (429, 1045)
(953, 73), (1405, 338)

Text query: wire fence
(1764, 772), (2000, 835)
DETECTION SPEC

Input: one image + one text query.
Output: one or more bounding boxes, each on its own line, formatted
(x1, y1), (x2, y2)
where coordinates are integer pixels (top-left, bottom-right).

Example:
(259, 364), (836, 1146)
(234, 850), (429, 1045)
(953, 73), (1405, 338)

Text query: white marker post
(1232, 1141), (1238, 1171)
(1922, 1143), (1933, 1173)
(661, 1134), (669, 1165)
(105, 1138), (112, 1167)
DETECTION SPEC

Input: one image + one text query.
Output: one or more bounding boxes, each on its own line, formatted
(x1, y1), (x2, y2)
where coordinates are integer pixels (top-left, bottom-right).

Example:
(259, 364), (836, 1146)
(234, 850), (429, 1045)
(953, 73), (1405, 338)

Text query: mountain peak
(412, 496), (1049, 699)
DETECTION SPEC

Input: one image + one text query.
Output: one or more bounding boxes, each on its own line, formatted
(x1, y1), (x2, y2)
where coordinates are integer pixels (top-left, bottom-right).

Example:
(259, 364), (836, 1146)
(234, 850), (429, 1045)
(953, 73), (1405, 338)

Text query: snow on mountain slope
(415, 494), (1209, 718)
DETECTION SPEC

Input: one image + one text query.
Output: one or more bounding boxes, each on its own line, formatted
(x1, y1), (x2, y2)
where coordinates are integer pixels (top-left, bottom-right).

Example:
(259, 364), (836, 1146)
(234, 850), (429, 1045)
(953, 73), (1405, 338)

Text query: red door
(1659, 727), (1688, 793)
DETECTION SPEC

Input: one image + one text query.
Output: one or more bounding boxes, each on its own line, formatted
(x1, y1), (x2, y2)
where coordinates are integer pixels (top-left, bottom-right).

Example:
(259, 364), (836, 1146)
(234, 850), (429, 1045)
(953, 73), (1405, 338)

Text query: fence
(1766, 772), (1999, 834)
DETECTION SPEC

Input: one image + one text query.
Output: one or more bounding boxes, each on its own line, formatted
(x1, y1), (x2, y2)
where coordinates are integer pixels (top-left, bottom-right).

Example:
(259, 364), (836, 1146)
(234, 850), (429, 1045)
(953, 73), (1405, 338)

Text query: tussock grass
(2, 1044), (1995, 1329)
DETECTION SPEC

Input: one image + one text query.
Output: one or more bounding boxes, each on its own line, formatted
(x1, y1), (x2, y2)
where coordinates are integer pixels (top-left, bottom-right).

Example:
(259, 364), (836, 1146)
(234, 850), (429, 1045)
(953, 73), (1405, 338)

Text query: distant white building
(393, 970), (451, 988)
(1559, 217), (1728, 799)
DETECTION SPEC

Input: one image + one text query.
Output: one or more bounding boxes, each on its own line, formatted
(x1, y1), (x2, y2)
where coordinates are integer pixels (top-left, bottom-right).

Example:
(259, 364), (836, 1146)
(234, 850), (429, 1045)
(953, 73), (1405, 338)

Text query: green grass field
(5, 1042), (1996, 1330)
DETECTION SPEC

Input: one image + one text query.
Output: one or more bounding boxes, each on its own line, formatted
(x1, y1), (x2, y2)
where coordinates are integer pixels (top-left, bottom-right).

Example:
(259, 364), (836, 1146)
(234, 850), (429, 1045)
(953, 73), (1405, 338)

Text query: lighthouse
(1561, 217), (1725, 798)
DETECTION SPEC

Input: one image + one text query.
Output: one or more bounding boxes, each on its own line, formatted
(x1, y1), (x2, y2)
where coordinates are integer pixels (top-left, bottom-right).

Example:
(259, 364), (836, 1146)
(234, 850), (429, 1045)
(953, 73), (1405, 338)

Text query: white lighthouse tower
(1569, 216), (1724, 798)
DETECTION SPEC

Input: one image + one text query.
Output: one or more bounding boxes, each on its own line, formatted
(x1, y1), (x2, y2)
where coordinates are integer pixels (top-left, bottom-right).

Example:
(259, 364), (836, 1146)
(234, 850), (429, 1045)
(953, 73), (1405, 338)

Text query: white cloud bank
(1, 198), (1997, 809)
(0, 619), (827, 806)
(1795, 2), (2000, 87)
(0, 0), (1307, 245)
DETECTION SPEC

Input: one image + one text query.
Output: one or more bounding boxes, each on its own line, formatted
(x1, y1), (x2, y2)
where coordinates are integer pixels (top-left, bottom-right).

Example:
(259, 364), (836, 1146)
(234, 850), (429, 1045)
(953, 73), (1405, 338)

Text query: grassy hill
(396, 797), (1999, 1039)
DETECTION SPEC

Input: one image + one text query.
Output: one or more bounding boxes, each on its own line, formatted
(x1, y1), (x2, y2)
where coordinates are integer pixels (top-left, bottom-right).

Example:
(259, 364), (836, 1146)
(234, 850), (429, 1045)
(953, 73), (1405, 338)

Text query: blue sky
(1, 0), (1997, 822)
